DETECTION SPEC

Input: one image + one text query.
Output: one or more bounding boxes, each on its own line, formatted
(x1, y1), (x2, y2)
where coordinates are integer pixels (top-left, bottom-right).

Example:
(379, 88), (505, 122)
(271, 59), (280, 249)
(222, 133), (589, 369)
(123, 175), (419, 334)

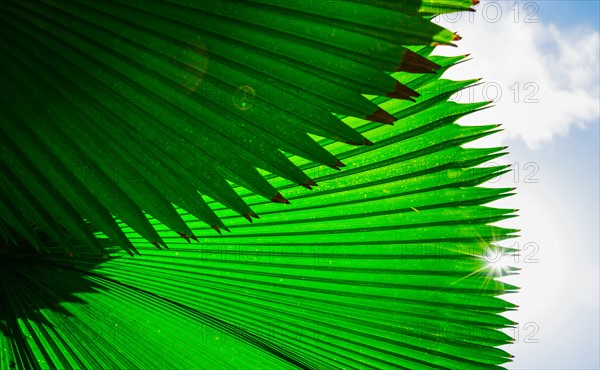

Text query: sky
(433, 1), (600, 368)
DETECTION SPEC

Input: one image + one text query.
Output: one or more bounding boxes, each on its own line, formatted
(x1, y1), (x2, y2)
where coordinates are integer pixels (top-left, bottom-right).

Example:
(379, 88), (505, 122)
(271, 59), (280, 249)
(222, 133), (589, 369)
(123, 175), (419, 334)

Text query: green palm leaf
(0, 0), (518, 368)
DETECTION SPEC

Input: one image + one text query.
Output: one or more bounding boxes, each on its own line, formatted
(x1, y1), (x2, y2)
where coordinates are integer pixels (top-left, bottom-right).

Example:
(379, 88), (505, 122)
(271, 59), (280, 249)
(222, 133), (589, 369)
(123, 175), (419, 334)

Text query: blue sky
(435, 1), (599, 368)
(541, 0), (599, 27)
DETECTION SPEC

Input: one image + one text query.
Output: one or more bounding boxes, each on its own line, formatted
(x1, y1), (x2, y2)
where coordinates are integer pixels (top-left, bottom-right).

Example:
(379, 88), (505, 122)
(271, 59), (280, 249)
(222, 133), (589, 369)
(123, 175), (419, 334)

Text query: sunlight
(484, 246), (513, 275)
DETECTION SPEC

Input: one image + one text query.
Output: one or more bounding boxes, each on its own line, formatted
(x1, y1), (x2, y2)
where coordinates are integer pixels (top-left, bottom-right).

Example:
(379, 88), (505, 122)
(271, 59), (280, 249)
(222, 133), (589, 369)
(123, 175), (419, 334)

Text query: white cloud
(432, 1), (600, 149)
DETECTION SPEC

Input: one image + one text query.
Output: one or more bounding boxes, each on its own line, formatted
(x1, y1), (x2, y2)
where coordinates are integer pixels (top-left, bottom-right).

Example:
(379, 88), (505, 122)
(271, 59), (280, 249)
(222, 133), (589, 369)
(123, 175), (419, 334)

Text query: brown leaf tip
(178, 232), (191, 243)
(387, 81), (420, 101)
(397, 49), (441, 74)
(211, 225), (222, 235)
(301, 181), (314, 190)
(271, 193), (290, 204)
(365, 107), (396, 125)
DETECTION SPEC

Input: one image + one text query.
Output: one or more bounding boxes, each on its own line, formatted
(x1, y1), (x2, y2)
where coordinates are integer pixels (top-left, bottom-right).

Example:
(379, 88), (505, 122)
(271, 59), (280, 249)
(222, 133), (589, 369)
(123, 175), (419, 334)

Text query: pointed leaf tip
(365, 108), (396, 125)
(386, 82), (420, 101)
(271, 193), (290, 204)
(301, 179), (318, 190)
(178, 233), (191, 243)
(211, 225), (222, 235)
(303, 179), (318, 188)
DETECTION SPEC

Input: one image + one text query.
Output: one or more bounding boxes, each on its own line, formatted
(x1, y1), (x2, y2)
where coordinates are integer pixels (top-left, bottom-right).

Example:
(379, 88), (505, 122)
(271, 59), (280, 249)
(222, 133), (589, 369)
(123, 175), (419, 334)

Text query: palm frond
(0, 1), (517, 369)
